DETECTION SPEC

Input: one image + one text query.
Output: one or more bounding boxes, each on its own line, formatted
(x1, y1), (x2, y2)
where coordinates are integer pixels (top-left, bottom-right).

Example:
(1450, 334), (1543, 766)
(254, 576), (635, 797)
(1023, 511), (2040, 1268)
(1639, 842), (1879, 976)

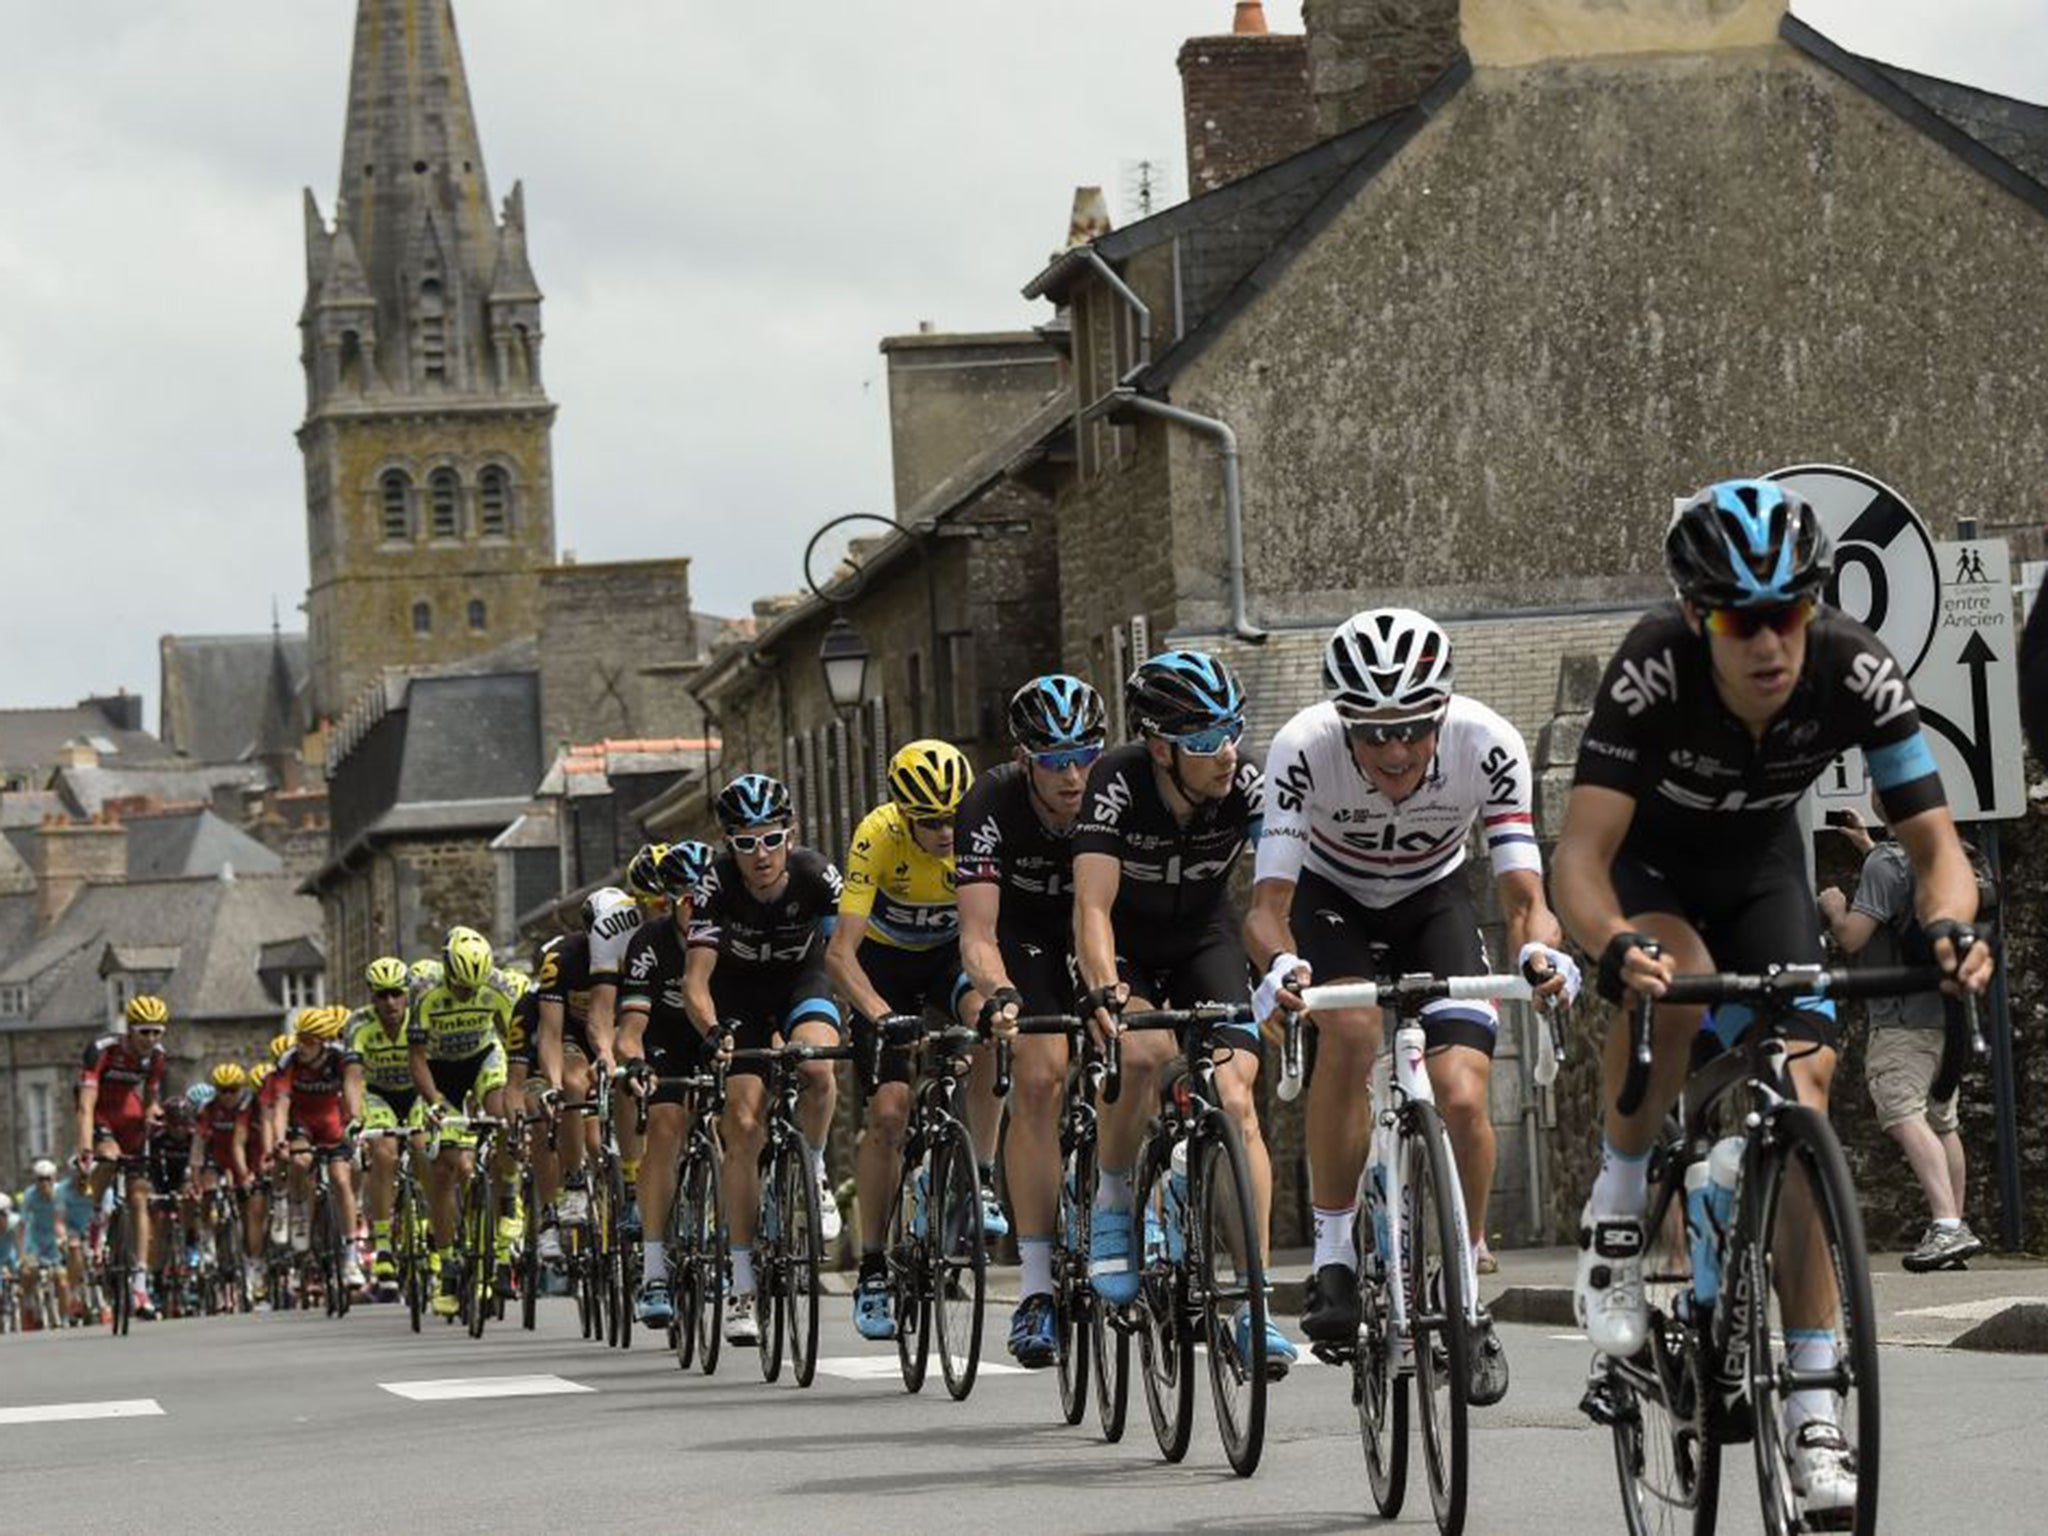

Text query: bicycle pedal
(1578, 1380), (1633, 1428)
(1309, 1341), (1355, 1368)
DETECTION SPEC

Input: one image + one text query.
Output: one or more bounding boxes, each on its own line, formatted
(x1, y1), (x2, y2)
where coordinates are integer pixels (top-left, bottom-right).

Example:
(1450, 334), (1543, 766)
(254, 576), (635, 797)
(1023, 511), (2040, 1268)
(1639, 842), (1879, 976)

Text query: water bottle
(1367, 1159), (1391, 1265)
(1688, 1138), (1742, 1308)
(1165, 1140), (1188, 1263)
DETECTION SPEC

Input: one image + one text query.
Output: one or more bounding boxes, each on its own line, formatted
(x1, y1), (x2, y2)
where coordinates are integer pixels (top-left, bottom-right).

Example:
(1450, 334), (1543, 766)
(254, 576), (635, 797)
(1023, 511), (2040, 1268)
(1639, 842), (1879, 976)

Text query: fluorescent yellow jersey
(344, 1005), (413, 1096)
(839, 802), (959, 952)
(406, 972), (519, 1062)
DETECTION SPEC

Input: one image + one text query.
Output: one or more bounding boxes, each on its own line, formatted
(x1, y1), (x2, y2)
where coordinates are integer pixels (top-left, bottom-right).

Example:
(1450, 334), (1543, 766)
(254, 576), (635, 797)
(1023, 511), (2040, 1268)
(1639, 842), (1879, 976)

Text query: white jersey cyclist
(1255, 694), (1541, 907)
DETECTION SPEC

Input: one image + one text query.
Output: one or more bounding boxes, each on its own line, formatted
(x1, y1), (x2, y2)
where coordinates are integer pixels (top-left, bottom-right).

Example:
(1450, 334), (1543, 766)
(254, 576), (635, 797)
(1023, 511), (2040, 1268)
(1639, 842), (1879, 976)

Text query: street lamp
(818, 615), (871, 713)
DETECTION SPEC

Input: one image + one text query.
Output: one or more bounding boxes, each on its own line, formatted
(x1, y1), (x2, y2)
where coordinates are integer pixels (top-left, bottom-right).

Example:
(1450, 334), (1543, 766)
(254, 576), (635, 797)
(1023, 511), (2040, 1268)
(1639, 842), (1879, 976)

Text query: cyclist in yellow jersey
(828, 740), (999, 1341)
(408, 926), (518, 1316)
(347, 956), (419, 1290)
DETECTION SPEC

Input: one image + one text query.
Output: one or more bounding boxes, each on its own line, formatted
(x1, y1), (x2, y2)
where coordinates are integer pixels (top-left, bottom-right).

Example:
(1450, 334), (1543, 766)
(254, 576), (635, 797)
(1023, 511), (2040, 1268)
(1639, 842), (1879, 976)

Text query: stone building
(880, 328), (1063, 514)
(298, 0), (558, 722)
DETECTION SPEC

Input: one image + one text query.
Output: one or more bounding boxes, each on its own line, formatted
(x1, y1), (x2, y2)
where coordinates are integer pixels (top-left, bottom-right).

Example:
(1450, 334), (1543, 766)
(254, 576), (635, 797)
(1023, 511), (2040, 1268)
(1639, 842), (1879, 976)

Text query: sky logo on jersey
(1847, 650), (1916, 727)
(1480, 744), (1520, 806)
(1089, 776), (1132, 826)
(1271, 757), (1314, 815)
(1609, 648), (1678, 717)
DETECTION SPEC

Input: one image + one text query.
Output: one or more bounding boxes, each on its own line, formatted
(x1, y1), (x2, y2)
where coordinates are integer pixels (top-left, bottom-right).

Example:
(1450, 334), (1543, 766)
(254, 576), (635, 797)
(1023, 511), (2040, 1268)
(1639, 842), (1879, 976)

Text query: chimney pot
(1234, 2), (1270, 35)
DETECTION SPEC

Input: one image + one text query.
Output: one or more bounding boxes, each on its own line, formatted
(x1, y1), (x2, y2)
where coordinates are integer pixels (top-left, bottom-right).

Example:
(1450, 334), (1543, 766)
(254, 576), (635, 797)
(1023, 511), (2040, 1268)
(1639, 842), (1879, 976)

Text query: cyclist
(408, 926), (519, 1317)
(828, 739), (992, 1342)
(18, 1161), (73, 1323)
(1245, 609), (1577, 1404)
(670, 774), (846, 1343)
(615, 843), (669, 1231)
(77, 994), (171, 1320)
(193, 1063), (257, 1296)
(54, 1155), (99, 1321)
(147, 1094), (201, 1289)
(617, 841), (726, 1328)
(532, 887), (638, 1262)
(347, 957), (419, 1291)
(270, 1005), (367, 1291)
(1553, 479), (1995, 1517)
(957, 675), (1107, 1367)
(1072, 651), (1295, 1375)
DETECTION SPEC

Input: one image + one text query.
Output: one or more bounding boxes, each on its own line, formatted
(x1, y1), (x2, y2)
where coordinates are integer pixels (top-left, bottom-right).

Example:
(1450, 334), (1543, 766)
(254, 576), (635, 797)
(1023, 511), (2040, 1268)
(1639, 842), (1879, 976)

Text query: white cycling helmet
(0, 1191), (11, 1212)
(31, 1159), (57, 1179)
(580, 885), (634, 934)
(1323, 608), (1455, 724)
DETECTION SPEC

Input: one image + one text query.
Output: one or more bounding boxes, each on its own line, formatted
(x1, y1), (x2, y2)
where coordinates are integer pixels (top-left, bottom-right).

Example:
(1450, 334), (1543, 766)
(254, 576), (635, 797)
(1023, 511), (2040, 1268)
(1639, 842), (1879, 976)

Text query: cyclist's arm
(409, 1038), (439, 1107)
(682, 945), (721, 1041)
(825, 911), (892, 1025)
(1496, 866), (1564, 958)
(1891, 805), (1995, 990)
(342, 1060), (365, 1124)
(957, 882), (1011, 1001)
(74, 1079), (98, 1158)
(1552, 784), (1669, 999)
(614, 1000), (649, 1062)
(536, 996), (565, 1091)
(1071, 850), (1123, 998)
(1243, 876), (1299, 974)
(585, 981), (619, 1065)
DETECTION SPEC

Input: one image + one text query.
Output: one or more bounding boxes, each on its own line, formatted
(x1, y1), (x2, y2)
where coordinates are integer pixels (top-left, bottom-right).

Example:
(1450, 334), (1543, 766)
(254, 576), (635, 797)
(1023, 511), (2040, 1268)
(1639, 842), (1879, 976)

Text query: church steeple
(298, 0), (558, 723)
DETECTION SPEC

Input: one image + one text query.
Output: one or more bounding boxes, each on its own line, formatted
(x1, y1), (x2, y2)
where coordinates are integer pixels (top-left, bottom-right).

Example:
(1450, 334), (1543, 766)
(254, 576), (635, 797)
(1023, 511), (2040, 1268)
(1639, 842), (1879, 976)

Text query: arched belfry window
(419, 280), (447, 382)
(468, 599), (488, 633)
(429, 469), (460, 539)
(412, 601), (433, 636)
(478, 466), (510, 537)
(380, 471), (412, 542)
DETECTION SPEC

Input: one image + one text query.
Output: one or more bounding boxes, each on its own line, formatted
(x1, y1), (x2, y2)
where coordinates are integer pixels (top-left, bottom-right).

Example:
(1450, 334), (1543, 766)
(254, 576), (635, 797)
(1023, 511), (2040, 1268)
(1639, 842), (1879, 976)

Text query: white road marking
(0, 1398), (165, 1425)
(813, 1356), (1028, 1381)
(1896, 1296), (2040, 1323)
(1548, 1332), (1589, 1342)
(378, 1375), (594, 1401)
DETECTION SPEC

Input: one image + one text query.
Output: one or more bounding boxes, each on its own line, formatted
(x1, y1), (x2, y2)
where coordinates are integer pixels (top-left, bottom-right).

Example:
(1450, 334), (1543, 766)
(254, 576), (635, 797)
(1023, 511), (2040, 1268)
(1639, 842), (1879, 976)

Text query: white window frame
(13, 1067), (59, 1168)
(0, 982), (26, 1019)
(280, 971), (326, 1010)
(106, 973), (138, 1031)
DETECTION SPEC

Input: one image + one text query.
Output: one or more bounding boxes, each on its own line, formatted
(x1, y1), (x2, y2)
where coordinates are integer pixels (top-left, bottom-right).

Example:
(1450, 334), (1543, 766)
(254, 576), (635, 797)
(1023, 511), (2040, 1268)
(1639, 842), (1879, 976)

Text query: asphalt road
(3, 1297), (2044, 1534)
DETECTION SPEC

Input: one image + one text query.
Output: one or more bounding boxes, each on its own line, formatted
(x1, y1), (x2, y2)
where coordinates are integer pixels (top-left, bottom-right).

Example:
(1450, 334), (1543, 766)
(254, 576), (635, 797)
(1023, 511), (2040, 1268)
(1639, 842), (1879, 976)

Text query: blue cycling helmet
(1008, 674), (1107, 752)
(1126, 650), (1246, 738)
(655, 840), (714, 900)
(1666, 479), (1832, 609)
(185, 1082), (217, 1110)
(715, 773), (793, 832)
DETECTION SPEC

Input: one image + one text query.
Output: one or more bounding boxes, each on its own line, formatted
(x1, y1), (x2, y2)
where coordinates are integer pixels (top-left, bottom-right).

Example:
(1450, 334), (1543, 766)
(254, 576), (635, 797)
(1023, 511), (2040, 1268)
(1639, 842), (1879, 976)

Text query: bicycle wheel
(1357, 1202), (1411, 1517)
(692, 1144), (725, 1376)
(519, 1162), (540, 1332)
(1195, 1116), (1267, 1477)
(604, 1155), (631, 1349)
(464, 1166), (495, 1339)
(1745, 1104), (1878, 1536)
(1609, 1135), (1721, 1536)
(1054, 1142), (1092, 1427)
(577, 1169), (606, 1342)
(399, 1181), (426, 1333)
(758, 1157), (786, 1385)
(107, 1211), (131, 1337)
(889, 1154), (930, 1394)
(671, 1166), (698, 1371)
(781, 1142), (824, 1389)
(933, 1132), (987, 1401)
(1133, 1132), (1194, 1463)
(1406, 1102), (1470, 1535)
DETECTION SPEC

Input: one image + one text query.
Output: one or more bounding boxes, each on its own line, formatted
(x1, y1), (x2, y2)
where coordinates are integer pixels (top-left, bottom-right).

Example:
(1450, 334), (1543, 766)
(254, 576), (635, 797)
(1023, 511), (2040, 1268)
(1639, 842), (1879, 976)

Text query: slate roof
(0, 702), (174, 783)
(125, 810), (284, 882)
(158, 633), (310, 764)
(51, 761), (267, 819)
(0, 872), (323, 1030)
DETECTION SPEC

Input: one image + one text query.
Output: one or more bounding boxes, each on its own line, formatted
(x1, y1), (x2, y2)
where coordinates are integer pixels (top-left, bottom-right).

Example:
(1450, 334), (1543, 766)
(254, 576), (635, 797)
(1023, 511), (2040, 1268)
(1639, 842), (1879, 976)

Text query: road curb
(1948, 1302), (2048, 1354)
(1487, 1285), (1576, 1327)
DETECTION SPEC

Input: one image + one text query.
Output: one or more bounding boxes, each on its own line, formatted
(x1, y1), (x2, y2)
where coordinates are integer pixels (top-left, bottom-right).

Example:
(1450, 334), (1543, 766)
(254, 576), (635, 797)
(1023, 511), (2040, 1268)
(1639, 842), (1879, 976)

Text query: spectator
(1817, 801), (1984, 1272)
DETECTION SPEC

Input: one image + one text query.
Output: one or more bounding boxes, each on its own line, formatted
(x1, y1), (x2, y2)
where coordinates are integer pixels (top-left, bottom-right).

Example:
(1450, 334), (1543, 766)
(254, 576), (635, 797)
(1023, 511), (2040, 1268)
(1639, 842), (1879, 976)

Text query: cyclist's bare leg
(1304, 1000), (1383, 1209)
(791, 1018), (840, 1152)
(1212, 1043), (1271, 1263)
(855, 1081), (912, 1253)
(1775, 1045), (1842, 1333)
(330, 1155), (360, 1239)
(1095, 993), (1174, 1176)
(555, 1053), (594, 1198)
(1002, 1031), (1068, 1245)
(637, 1103), (687, 1258)
(722, 1075), (767, 1258)
(1601, 913), (1713, 1160)
(1427, 1042), (1496, 1247)
(365, 1135), (398, 1231)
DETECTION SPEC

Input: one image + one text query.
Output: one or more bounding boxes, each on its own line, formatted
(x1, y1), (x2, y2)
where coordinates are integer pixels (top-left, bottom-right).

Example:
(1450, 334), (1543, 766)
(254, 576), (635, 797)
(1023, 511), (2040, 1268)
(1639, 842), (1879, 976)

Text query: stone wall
(881, 333), (1062, 515)
(322, 834), (499, 986)
(1172, 46), (2048, 631)
(538, 559), (707, 751)
(1304, 0), (1462, 138)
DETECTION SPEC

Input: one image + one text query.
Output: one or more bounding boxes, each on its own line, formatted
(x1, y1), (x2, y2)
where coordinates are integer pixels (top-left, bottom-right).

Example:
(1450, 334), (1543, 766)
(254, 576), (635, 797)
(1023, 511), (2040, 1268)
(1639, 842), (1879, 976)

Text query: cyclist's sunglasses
(1030, 744), (1104, 772)
(1702, 599), (1817, 641)
(907, 813), (955, 831)
(1168, 720), (1244, 757)
(1344, 717), (1439, 747)
(372, 987), (408, 1001)
(729, 828), (790, 854)
(131, 1026), (166, 1039)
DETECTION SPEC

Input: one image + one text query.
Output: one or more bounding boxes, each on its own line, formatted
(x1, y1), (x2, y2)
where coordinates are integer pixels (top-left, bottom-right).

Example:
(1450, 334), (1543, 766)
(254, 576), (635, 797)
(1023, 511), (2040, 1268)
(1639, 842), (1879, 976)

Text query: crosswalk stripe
(813, 1356), (1028, 1381)
(378, 1375), (594, 1401)
(0, 1398), (166, 1425)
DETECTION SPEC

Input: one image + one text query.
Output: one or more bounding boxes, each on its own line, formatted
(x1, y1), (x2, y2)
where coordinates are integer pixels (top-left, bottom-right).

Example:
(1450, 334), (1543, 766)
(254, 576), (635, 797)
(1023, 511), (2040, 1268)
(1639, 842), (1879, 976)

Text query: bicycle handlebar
(1298, 975), (1534, 1010)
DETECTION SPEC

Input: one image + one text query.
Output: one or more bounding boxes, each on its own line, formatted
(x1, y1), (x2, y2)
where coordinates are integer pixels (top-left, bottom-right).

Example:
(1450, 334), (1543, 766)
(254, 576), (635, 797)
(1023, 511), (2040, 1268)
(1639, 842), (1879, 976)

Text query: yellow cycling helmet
(444, 926), (494, 989)
(409, 957), (444, 987)
(247, 1062), (271, 1089)
(888, 740), (973, 820)
(125, 994), (170, 1028)
(270, 1032), (295, 1060)
(624, 843), (669, 902)
(498, 967), (533, 1002)
(210, 1061), (247, 1091)
(364, 955), (410, 993)
(296, 1006), (347, 1041)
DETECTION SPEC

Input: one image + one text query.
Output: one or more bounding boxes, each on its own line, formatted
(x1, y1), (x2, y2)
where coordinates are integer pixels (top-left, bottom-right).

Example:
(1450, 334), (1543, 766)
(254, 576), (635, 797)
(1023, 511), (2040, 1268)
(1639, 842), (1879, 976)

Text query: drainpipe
(1085, 388), (1265, 643)
(1082, 250), (1152, 384)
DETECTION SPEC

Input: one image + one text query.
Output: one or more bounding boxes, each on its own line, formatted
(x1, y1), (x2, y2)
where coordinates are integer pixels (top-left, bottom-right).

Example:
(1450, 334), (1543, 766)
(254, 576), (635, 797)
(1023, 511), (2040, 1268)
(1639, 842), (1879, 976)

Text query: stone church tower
(300, 0), (557, 722)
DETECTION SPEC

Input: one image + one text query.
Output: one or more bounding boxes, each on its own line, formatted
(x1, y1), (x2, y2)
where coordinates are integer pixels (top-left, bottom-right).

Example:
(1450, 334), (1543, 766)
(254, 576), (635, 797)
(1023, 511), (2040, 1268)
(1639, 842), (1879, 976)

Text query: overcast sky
(0, 1), (2041, 724)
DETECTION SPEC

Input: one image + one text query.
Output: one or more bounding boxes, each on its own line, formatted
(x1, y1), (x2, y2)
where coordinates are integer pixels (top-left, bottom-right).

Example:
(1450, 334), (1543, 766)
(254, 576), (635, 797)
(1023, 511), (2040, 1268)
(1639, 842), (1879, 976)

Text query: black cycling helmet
(1666, 479), (1832, 609)
(1007, 674), (1107, 752)
(716, 773), (792, 832)
(1125, 650), (1246, 739)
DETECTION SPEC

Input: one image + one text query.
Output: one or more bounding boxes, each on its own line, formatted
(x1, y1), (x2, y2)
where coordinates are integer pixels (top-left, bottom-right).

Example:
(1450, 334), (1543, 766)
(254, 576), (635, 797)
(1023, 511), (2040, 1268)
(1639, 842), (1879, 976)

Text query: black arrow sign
(1918, 629), (1998, 811)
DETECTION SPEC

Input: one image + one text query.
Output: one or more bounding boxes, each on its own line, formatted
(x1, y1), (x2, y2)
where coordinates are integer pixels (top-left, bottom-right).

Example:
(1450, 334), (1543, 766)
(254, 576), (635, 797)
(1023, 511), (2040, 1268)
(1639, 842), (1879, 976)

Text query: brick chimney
(1179, 3), (1319, 197)
(1303, 0), (1463, 140)
(31, 814), (128, 933)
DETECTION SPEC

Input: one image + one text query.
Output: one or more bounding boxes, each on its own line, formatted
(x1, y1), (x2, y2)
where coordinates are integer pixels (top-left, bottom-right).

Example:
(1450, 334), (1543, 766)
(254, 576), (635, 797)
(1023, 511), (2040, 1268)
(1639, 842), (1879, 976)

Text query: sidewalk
(823, 1245), (2048, 1352)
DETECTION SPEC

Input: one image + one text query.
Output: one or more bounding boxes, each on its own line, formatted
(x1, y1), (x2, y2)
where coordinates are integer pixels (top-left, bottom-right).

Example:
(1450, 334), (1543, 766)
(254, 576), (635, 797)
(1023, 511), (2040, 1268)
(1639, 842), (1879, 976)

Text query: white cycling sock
(1782, 1330), (1838, 1433)
(1018, 1237), (1054, 1300)
(731, 1246), (755, 1297)
(808, 1143), (827, 1182)
(1094, 1169), (1132, 1215)
(1933, 1216), (1961, 1232)
(1590, 1138), (1650, 1217)
(642, 1239), (668, 1284)
(1312, 1204), (1359, 1272)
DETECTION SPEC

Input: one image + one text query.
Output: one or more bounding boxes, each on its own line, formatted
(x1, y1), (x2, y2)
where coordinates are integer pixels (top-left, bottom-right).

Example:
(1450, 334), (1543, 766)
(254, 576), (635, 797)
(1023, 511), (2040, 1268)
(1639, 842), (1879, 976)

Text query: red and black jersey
(197, 1094), (253, 1170)
(78, 1035), (165, 1126)
(277, 1042), (357, 1144)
